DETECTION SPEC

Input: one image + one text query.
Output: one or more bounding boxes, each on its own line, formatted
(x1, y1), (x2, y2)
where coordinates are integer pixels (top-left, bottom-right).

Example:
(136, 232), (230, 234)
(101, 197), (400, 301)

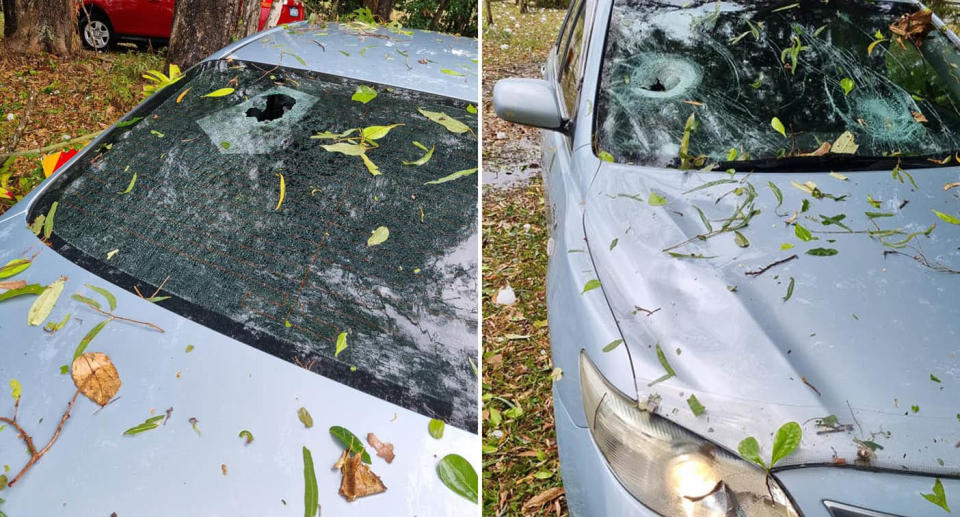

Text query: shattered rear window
(596, 0), (960, 170)
(29, 59), (479, 430)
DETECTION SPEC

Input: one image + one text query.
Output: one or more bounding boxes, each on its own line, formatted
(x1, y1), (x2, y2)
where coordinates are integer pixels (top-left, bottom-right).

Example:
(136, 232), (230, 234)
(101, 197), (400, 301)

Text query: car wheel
(80, 13), (113, 50)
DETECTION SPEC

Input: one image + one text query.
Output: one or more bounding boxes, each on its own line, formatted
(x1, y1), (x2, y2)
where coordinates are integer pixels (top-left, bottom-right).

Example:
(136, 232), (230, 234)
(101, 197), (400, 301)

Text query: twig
(633, 306), (661, 316)
(149, 276), (171, 299)
(86, 304), (165, 333)
(6, 389), (81, 487)
(0, 131), (104, 160)
(744, 254), (798, 277)
(0, 415), (37, 456)
(801, 375), (821, 397)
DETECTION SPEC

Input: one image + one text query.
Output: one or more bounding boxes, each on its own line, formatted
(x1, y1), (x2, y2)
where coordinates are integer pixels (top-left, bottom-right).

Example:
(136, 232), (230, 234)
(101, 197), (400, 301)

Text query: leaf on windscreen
(687, 394), (705, 416)
(840, 77), (855, 96)
(933, 210), (960, 225)
(647, 343), (676, 386)
(771, 117), (786, 138)
(297, 407), (313, 429)
(598, 150), (614, 162)
(806, 247), (838, 256)
(335, 331), (348, 357)
(43, 201), (57, 240)
(417, 108), (470, 134)
(27, 276), (66, 326)
(72, 352), (121, 407)
(321, 143), (366, 156)
(361, 124), (403, 141)
(351, 85), (377, 104)
(118, 173), (137, 195)
(424, 167), (477, 185)
(367, 226), (389, 246)
(123, 415), (164, 436)
(360, 153), (380, 175)
(466, 104), (477, 114)
(402, 142), (434, 166)
(831, 131), (858, 154)
(202, 87), (235, 98)
(275, 173), (286, 211)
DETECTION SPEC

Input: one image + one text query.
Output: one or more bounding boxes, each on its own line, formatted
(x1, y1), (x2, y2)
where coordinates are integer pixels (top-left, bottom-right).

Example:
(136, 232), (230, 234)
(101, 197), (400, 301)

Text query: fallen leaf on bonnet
(72, 352), (121, 406)
(336, 450), (387, 502)
(366, 433), (395, 463)
(0, 280), (27, 291)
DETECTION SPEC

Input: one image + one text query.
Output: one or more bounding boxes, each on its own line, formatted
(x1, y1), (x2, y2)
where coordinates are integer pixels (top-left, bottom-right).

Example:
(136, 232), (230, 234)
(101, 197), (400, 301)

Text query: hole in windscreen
(245, 93), (297, 122)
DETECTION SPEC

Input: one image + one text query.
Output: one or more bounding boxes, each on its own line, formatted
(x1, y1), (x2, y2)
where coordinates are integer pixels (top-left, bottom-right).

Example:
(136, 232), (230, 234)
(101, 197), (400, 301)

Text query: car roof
(207, 21), (478, 103)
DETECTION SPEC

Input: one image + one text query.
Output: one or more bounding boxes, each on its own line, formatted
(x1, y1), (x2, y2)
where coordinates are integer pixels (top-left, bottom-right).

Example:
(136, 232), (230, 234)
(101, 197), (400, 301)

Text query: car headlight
(580, 352), (799, 516)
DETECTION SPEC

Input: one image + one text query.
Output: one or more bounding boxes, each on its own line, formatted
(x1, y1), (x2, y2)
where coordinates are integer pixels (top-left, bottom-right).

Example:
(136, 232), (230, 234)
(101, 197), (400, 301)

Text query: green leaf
(289, 52), (307, 66)
(602, 339), (624, 352)
(783, 277), (795, 302)
(806, 247), (838, 256)
(43, 201), (57, 240)
(402, 142), (435, 166)
(149, 130), (164, 138)
(367, 226), (389, 246)
(648, 343), (676, 386)
(840, 77), (855, 95)
(581, 279), (601, 294)
(118, 173), (137, 195)
(329, 426), (372, 463)
(865, 212), (895, 218)
(0, 259), (30, 279)
(931, 374), (942, 383)
(115, 117), (143, 128)
(202, 87), (235, 98)
(0, 284), (45, 303)
(71, 294), (101, 309)
(933, 210), (960, 225)
(466, 104), (477, 114)
(694, 206), (713, 233)
(297, 407), (313, 429)
(239, 430), (254, 445)
(687, 394), (705, 416)
(220, 141), (231, 149)
(73, 318), (111, 360)
(609, 238), (618, 250)
(123, 415), (165, 435)
(771, 117), (786, 137)
(418, 108), (471, 134)
(27, 277), (65, 326)
(361, 124), (402, 141)
(351, 85), (377, 104)
(9, 380), (21, 403)
(598, 150), (614, 162)
(648, 192), (667, 206)
(424, 167), (478, 185)
(428, 418), (445, 439)
(768, 181), (783, 208)
(440, 68), (463, 76)
(436, 454), (478, 503)
(335, 331), (348, 357)
(738, 436), (766, 468)
(302, 446), (319, 517)
(734, 231), (750, 248)
(84, 284), (117, 312)
(770, 421), (802, 467)
(921, 478), (950, 513)
(794, 223), (813, 242)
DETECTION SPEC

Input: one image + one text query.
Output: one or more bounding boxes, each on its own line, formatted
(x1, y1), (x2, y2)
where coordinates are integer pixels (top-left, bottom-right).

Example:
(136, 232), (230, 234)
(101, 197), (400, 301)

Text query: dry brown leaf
(71, 352), (121, 406)
(338, 451), (387, 502)
(366, 432), (395, 463)
(0, 280), (27, 290)
(944, 181), (960, 191)
(523, 486), (565, 510)
(681, 100), (704, 106)
(912, 111), (928, 123)
(800, 141), (831, 157)
(890, 9), (934, 46)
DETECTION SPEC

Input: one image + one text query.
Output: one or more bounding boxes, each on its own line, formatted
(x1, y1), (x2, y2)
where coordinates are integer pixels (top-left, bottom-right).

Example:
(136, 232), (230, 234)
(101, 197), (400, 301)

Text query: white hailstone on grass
(5, 113), (14, 122)
(495, 285), (517, 306)
(500, 44), (509, 50)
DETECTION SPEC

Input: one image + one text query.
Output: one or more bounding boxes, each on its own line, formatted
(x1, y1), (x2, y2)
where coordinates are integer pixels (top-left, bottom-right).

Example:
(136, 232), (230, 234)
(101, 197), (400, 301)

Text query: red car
(79, 0), (304, 50)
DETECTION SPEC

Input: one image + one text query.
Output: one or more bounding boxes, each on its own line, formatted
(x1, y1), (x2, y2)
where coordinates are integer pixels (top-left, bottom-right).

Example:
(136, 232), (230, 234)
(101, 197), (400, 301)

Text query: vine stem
(5, 389), (82, 488)
(85, 303), (165, 333)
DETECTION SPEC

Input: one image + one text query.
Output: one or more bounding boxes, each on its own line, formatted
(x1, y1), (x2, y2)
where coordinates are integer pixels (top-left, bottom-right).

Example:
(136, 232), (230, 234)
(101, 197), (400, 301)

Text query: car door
(108, 0), (175, 37)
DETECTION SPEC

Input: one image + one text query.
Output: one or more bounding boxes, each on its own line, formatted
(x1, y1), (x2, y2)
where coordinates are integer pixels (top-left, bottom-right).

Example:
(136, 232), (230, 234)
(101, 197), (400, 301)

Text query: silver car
(0, 21), (478, 516)
(495, 0), (960, 515)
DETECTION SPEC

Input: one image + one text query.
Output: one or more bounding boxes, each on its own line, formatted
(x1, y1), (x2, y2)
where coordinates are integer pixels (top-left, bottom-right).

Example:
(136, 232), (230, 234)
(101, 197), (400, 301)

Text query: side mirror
(493, 78), (566, 131)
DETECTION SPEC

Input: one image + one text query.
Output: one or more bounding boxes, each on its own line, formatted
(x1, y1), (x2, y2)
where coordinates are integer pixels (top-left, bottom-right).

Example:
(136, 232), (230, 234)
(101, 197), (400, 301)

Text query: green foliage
(738, 421), (802, 472)
(395, 0), (478, 37)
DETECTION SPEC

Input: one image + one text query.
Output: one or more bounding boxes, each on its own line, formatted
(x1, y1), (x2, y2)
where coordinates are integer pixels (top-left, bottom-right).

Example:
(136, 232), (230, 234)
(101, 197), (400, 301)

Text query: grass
(0, 48), (164, 215)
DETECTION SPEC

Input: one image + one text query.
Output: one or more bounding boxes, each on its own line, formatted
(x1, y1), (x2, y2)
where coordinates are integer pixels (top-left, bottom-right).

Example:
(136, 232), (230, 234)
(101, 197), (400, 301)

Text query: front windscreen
(595, 0), (960, 171)
(30, 59), (479, 430)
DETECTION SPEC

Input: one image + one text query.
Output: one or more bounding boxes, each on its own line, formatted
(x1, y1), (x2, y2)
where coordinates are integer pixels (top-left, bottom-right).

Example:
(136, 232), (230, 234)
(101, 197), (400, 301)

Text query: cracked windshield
(29, 58), (479, 430)
(596, 0), (960, 170)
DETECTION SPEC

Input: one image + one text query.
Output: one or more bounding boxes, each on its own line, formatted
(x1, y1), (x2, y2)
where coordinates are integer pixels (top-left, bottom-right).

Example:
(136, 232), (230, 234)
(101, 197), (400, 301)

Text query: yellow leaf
(367, 226), (389, 246)
(361, 124), (403, 141)
(176, 87), (191, 103)
(360, 153), (380, 176)
(831, 131), (859, 154)
(321, 143), (366, 156)
(27, 276), (66, 326)
(202, 87), (235, 98)
(275, 173), (286, 211)
(417, 108), (470, 134)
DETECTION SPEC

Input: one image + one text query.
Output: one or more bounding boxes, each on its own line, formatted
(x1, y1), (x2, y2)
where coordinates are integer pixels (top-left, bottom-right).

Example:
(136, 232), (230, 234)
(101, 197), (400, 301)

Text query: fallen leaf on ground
(72, 352), (121, 406)
(523, 486), (565, 510)
(335, 451), (387, 502)
(366, 433), (395, 463)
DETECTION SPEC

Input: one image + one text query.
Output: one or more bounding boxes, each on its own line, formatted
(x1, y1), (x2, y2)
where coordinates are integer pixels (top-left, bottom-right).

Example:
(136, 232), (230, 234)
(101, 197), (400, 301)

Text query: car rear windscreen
(30, 59), (479, 431)
(596, 0), (960, 171)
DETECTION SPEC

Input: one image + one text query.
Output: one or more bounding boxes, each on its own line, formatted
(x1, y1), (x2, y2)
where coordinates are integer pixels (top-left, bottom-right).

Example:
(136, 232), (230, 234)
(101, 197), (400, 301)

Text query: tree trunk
(265, 0), (283, 28)
(519, 0), (528, 15)
(167, 0), (260, 69)
(429, 0), (450, 30)
(484, 0), (493, 27)
(1, 0), (78, 55)
(2, 0), (18, 38)
(374, 0), (393, 22)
